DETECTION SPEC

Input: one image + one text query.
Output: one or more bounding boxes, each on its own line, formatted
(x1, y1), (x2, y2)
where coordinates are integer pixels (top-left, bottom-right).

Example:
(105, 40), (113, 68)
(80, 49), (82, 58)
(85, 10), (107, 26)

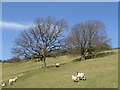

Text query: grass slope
(2, 50), (118, 88)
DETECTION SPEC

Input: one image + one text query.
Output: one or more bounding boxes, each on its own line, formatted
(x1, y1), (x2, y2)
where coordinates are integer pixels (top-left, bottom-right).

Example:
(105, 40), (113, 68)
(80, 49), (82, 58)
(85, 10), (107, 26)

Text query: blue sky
(1, 2), (118, 60)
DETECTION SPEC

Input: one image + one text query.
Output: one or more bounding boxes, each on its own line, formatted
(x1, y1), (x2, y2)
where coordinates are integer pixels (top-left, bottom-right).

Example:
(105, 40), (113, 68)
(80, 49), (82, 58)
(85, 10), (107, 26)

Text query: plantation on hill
(2, 49), (118, 88)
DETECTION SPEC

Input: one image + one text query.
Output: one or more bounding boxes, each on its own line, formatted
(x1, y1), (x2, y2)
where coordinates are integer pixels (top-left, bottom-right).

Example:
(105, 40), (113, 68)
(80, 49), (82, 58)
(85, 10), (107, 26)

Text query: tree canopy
(12, 16), (67, 66)
(65, 20), (111, 60)
(12, 17), (111, 65)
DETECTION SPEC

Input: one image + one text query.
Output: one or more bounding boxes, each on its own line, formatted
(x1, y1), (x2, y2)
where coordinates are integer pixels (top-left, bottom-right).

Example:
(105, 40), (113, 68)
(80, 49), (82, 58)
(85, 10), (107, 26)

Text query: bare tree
(12, 16), (67, 67)
(85, 20), (110, 54)
(66, 20), (110, 60)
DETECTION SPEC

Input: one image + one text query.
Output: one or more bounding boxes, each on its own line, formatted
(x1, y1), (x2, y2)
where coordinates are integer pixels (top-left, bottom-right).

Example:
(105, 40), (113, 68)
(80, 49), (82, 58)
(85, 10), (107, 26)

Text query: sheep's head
(15, 77), (17, 80)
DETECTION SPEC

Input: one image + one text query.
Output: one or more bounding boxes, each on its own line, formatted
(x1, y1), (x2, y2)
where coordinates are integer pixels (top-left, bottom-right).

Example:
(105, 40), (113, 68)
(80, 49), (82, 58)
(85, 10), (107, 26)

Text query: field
(2, 49), (118, 88)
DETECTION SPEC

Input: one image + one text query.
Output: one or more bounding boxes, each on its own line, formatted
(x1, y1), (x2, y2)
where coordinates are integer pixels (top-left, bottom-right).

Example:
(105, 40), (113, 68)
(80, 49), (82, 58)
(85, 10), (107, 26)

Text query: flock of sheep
(2, 77), (18, 87)
(56, 63), (86, 82)
(1, 73), (24, 87)
(2, 63), (86, 87)
(72, 72), (86, 82)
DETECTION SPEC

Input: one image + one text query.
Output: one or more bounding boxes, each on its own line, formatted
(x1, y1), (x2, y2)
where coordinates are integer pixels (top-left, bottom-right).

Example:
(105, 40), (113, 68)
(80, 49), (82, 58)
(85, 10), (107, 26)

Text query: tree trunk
(43, 57), (46, 67)
(80, 48), (86, 60)
(88, 43), (92, 55)
(80, 55), (85, 60)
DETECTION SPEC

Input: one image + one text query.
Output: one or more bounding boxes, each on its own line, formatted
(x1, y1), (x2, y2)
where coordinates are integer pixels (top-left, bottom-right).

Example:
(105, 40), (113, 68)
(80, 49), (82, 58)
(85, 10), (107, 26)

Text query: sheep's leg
(9, 82), (11, 85)
(83, 76), (86, 81)
(84, 77), (86, 80)
(80, 78), (82, 80)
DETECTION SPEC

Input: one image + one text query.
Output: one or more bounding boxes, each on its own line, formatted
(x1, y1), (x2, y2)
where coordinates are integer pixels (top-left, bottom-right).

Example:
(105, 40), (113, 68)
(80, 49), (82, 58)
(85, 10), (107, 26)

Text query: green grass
(2, 55), (76, 81)
(2, 49), (118, 88)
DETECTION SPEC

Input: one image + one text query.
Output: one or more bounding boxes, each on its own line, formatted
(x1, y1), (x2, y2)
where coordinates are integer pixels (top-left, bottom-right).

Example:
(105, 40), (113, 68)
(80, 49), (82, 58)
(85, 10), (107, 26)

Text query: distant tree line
(0, 59), (2, 62)
(2, 57), (20, 63)
(9, 16), (111, 66)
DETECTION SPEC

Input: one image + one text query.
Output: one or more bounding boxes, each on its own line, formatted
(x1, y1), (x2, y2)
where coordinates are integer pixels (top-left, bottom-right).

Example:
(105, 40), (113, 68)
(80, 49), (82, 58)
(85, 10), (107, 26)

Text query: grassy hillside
(2, 49), (118, 88)
(2, 55), (76, 82)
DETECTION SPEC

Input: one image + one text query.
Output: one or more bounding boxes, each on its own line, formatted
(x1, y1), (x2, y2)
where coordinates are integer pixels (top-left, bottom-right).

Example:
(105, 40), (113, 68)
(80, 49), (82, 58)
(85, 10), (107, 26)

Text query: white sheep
(76, 72), (86, 80)
(9, 77), (17, 85)
(72, 75), (79, 82)
(2, 83), (6, 87)
(55, 63), (60, 67)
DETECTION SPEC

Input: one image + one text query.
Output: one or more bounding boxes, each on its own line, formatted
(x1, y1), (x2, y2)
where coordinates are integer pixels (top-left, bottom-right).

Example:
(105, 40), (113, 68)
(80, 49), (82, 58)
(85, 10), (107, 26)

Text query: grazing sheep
(76, 72), (86, 80)
(55, 63), (60, 67)
(2, 83), (6, 87)
(72, 75), (79, 82)
(9, 77), (17, 85)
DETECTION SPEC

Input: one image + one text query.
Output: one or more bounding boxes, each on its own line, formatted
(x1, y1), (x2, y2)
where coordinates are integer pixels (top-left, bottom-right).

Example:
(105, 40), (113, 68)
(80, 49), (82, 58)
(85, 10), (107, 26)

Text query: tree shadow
(73, 51), (114, 62)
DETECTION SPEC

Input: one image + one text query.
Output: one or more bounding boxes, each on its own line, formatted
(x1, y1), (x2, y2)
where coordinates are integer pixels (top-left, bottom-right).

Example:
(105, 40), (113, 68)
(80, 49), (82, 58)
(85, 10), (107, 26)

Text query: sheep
(9, 77), (17, 85)
(72, 75), (79, 82)
(2, 83), (6, 87)
(55, 63), (60, 67)
(76, 72), (86, 80)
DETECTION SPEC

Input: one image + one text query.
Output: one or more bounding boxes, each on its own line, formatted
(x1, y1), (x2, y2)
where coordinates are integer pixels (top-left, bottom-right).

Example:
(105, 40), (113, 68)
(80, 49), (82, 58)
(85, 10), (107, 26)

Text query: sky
(1, 2), (118, 60)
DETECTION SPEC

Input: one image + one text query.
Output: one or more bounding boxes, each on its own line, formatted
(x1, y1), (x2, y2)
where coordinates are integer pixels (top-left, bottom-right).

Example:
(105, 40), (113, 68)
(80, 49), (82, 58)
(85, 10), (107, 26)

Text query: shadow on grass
(73, 51), (115, 62)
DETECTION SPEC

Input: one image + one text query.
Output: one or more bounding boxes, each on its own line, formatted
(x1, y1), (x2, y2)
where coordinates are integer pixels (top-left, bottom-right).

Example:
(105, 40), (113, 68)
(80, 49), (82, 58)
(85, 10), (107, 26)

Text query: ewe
(55, 63), (60, 67)
(72, 75), (79, 82)
(9, 77), (17, 85)
(76, 72), (86, 80)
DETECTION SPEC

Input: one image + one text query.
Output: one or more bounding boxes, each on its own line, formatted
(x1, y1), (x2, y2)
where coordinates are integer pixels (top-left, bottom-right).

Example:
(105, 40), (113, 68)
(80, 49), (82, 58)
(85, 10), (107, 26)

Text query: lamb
(55, 63), (60, 67)
(76, 72), (86, 80)
(2, 83), (6, 87)
(72, 75), (79, 82)
(9, 77), (17, 85)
